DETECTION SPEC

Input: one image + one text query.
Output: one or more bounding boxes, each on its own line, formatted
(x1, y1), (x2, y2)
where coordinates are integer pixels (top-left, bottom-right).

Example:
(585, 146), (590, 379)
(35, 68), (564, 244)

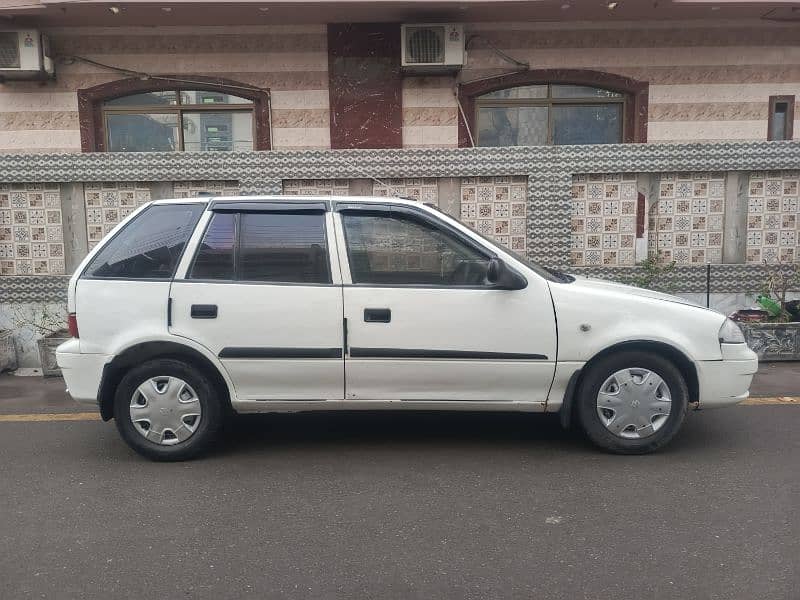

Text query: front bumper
(695, 344), (759, 409)
(55, 339), (111, 406)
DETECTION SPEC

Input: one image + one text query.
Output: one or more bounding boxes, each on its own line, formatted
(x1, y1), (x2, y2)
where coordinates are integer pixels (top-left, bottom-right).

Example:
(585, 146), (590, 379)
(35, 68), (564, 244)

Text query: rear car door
(335, 204), (557, 404)
(169, 201), (344, 401)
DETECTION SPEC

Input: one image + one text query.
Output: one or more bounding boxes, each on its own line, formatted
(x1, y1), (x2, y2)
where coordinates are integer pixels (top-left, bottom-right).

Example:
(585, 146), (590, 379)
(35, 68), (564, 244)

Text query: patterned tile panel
(282, 179), (350, 196)
(173, 180), (240, 198)
(746, 171), (800, 264)
(570, 173), (638, 266)
(460, 176), (528, 254)
(0, 183), (64, 276)
(373, 178), (438, 204)
(84, 182), (151, 250)
(648, 172), (725, 265)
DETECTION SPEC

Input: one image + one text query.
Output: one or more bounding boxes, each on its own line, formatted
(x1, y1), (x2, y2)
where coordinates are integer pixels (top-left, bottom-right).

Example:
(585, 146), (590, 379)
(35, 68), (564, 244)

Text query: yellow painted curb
(740, 396), (800, 405)
(0, 412), (101, 422)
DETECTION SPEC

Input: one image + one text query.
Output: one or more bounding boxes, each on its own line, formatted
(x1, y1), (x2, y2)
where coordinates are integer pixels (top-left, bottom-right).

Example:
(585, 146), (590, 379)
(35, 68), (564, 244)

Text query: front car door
(335, 203), (557, 406)
(169, 201), (344, 402)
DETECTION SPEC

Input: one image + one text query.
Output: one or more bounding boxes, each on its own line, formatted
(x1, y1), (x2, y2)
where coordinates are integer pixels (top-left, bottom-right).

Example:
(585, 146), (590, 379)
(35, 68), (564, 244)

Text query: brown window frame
(78, 76), (271, 152)
(474, 84), (627, 146)
(768, 95), (795, 141)
(458, 69), (648, 147)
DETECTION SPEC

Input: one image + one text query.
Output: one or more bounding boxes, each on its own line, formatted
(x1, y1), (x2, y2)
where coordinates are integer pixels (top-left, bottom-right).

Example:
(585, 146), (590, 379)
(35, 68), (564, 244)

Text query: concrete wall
(1, 20), (798, 153)
(0, 25), (330, 153)
(403, 19), (800, 147)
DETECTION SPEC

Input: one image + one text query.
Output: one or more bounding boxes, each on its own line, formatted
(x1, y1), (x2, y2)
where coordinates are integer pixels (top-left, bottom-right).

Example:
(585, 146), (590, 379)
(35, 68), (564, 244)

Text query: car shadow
(214, 410), (592, 457)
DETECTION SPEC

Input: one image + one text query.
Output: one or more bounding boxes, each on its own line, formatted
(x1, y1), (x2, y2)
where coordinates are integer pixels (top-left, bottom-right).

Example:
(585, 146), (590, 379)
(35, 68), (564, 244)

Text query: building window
(476, 84), (624, 146)
(77, 77), (271, 152)
(457, 69), (648, 147)
(768, 95), (795, 141)
(103, 90), (254, 152)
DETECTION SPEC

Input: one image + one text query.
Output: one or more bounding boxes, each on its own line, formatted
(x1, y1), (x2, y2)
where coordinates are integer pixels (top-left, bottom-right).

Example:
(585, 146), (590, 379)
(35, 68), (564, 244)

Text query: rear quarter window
(83, 203), (204, 279)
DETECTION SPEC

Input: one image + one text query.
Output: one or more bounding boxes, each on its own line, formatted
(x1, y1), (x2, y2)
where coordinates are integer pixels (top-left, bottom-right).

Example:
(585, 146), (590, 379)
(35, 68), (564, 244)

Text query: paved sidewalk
(0, 361), (797, 414)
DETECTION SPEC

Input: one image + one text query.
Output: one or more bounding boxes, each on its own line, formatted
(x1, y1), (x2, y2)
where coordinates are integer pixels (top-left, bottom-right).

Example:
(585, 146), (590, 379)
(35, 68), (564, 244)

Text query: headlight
(718, 318), (746, 344)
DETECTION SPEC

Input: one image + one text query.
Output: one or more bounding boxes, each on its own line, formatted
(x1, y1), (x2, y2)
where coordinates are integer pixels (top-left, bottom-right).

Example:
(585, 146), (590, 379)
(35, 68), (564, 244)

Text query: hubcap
(129, 376), (202, 446)
(596, 368), (672, 439)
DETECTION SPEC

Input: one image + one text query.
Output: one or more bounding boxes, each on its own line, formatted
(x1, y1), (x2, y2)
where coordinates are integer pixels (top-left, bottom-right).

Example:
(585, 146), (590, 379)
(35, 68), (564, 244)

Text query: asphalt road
(0, 407), (798, 599)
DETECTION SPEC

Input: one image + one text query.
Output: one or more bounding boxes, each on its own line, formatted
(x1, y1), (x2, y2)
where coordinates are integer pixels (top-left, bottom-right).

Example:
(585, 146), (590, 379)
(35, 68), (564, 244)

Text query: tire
(113, 358), (224, 461)
(576, 350), (688, 455)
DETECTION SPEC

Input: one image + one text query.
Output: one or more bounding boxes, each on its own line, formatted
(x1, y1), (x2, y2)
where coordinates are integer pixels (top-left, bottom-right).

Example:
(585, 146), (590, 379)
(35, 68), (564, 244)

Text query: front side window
(341, 212), (491, 286)
(103, 89), (254, 152)
(189, 211), (331, 284)
(84, 204), (204, 279)
(476, 84), (624, 146)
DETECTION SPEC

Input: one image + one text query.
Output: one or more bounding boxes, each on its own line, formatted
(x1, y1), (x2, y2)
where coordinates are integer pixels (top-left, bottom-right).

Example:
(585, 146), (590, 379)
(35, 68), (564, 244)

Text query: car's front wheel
(113, 358), (223, 461)
(576, 350), (689, 454)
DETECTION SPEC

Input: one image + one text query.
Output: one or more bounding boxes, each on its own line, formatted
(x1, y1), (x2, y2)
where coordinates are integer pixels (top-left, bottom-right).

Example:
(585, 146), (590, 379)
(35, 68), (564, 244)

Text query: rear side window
(190, 213), (235, 280)
(239, 213), (330, 283)
(188, 211), (331, 284)
(83, 204), (203, 279)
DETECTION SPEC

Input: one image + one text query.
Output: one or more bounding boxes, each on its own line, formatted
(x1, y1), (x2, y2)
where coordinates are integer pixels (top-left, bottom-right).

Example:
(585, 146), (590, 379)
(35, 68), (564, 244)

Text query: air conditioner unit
(401, 23), (464, 73)
(0, 30), (54, 80)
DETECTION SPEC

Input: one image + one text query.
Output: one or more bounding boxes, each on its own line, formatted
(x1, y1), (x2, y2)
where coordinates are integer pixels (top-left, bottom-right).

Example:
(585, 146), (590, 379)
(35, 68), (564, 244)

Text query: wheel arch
(559, 339), (699, 429)
(98, 341), (233, 421)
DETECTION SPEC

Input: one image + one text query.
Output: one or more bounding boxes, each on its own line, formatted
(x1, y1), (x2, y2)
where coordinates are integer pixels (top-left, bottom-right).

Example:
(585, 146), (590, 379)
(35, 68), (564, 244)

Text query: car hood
(565, 275), (706, 309)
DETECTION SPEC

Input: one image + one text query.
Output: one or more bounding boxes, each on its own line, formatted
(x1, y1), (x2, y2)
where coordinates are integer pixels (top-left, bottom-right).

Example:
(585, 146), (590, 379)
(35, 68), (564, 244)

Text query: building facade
(0, 0), (798, 366)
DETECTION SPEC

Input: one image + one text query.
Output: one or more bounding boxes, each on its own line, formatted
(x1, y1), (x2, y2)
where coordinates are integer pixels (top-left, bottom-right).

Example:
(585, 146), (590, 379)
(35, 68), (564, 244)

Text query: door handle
(191, 304), (218, 319)
(364, 308), (391, 323)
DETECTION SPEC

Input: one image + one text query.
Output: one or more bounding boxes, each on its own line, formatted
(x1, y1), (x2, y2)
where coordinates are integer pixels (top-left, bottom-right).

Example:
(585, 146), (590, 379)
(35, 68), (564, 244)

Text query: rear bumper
(695, 344), (759, 409)
(55, 339), (110, 406)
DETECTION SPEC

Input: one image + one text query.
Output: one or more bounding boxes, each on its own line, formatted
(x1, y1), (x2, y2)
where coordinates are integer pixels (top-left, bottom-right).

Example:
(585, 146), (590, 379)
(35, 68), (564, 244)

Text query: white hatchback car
(57, 196), (757, 460)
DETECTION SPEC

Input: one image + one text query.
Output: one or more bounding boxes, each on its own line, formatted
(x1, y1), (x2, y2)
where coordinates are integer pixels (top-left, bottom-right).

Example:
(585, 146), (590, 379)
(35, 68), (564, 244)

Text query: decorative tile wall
(459, 176), (528, 254)
(84, 182), (151, 249)
(648, 172), (725, 264)
(373, 178), (438, 204)
(746, 171), (800, 264)
(282, 179), (350, 196)
(570, 173), (638, 266)
(173, 180), (240, 198)
(0, 183), (64, 276)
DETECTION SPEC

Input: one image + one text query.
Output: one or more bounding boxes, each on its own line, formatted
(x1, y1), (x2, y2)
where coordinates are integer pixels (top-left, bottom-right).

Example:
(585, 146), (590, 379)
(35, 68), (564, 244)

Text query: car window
(83, 203), (204, 279)
(239, 212), (330, 284)
(190, 212), (235, 280)
(341, 212), (491, 286)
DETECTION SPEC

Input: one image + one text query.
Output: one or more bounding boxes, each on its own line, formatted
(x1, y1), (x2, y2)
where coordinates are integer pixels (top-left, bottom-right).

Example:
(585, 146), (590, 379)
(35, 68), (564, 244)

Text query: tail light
(67, 313), (79, 338)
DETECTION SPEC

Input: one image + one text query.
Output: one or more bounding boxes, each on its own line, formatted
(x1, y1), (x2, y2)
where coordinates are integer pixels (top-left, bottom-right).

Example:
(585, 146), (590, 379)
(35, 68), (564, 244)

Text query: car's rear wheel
(576, 350), (689, 454)
(113, 358), (223, 461)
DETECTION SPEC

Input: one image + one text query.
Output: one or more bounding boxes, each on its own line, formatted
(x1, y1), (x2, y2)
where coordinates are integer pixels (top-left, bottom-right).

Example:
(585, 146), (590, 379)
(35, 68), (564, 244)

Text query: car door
(335, 203), (557, 404)
(169, 201), (344, 401)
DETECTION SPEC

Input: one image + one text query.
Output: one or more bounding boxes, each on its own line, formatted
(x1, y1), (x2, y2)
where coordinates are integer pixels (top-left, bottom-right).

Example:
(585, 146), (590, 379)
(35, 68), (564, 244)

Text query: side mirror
(486, 257), (527, 290)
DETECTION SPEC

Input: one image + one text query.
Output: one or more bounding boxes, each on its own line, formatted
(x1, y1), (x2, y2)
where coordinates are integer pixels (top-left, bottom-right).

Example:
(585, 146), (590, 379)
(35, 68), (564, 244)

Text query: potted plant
(732, 262), (800, 361)
(0, 328), (17, 373)
(11, 304), (70, 377)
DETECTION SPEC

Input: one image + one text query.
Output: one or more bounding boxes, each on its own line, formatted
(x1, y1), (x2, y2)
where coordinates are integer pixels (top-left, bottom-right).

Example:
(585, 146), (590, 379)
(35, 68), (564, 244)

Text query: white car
(57, 196), (758, 460)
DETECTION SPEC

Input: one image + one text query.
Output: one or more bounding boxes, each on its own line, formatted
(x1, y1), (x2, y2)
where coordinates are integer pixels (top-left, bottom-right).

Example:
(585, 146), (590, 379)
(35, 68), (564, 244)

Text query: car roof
(151, 195), (427, 208)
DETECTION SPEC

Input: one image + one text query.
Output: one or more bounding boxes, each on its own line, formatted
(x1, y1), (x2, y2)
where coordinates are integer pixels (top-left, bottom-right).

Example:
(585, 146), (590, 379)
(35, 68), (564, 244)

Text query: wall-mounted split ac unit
(0, 30), (54, 81)
(401, 23), (464, 73)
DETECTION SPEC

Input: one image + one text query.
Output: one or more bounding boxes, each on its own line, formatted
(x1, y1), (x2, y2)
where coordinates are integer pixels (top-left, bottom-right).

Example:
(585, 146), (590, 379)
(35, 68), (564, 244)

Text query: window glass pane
(478, 85), (548, 100)
(477, 106), (548, 147)
(239, 213), (330, 283)
(551, 85), (623, 99)
(107, 113), (179, 152)
(182, 112), (253, 152)
(552, 104), (622, 145)
(105, 91), (178, 107)
(342, 213), (490, 286)
(180, 90), (251, 105)
(84, 204), (204, 279)
(770, 103), (788, 141)
(190, 213), (235, 280)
